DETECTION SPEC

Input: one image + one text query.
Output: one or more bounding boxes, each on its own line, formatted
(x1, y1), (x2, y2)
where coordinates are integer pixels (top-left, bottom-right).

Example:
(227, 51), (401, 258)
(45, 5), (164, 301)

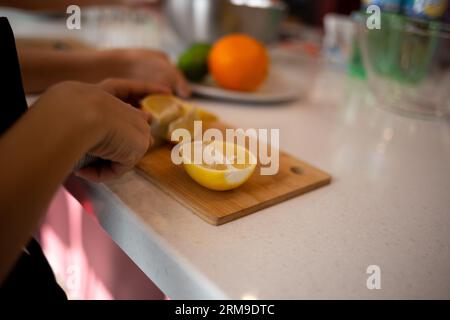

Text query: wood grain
(137, 122), (331, 225)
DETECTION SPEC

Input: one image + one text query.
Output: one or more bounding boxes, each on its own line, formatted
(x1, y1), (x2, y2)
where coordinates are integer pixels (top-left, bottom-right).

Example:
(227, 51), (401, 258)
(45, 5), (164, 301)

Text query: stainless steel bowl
(164, 0), (286, 45)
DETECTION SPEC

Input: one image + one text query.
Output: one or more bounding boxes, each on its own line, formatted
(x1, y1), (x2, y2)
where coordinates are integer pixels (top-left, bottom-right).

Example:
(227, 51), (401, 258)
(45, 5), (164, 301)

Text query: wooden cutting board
(137, 122), (331, 225)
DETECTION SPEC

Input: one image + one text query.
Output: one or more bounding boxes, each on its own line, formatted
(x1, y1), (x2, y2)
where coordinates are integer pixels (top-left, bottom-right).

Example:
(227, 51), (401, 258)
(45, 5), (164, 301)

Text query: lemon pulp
(140, 95), (218, 143)
(182, 141), (257, 191)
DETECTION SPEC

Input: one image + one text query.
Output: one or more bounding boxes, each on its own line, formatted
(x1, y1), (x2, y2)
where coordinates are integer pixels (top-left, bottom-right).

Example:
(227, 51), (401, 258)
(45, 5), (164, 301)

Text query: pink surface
(39, 187), (165, 300)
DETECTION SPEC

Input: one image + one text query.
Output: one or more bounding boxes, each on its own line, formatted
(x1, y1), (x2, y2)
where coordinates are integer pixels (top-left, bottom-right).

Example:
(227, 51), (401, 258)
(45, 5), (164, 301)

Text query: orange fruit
(208, 34), (269, 92)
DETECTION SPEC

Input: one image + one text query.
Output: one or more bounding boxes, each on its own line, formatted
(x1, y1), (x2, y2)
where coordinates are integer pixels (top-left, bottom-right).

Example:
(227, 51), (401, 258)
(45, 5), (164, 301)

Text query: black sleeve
(0, 16), (28, 135)
(0, 17), (67, 300)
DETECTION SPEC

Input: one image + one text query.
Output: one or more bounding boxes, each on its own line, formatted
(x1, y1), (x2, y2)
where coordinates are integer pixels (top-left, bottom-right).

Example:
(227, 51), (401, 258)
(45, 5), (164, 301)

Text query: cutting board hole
(290, 166), (303, 175)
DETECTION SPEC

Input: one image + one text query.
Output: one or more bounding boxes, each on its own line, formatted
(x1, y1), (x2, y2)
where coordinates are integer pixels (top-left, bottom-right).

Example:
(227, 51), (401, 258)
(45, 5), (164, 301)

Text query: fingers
(104, 48), (191, 98)
(75, 165), (112, 183)
(173, 69), (192, 98)
(78, 87), (154, 182)
(149, 50), (191, 97)
(130, 111), (154, 148)
(99, 78), (171, 102)
(139, 107), (152, 123)
(147, 50), (170, 61)
(75, 162), (131, 183)
(76, 129), (153, 182)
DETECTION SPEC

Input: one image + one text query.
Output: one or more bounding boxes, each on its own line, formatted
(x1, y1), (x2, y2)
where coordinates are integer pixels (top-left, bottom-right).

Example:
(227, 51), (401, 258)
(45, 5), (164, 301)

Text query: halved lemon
(140, 95), (183, 143)
(181, 141), (257, 191)
(140, 95), (218, 142)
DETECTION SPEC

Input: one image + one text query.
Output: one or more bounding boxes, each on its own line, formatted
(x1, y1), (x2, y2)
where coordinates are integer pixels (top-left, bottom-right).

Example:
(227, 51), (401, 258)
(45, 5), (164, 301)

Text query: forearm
(0, 99), (97, 282)
(17, 46), (190, 97)
(18, 48), (122, 94)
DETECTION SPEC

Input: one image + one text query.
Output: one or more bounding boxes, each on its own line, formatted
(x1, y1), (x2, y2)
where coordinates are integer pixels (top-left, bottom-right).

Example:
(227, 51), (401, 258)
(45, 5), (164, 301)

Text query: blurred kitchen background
(4, 0), (449, 116)
(1, 0), (448, 299)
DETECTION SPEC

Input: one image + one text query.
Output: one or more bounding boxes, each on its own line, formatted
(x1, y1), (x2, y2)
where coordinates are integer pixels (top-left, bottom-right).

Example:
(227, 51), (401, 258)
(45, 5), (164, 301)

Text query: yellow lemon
(140, 95), (218, 142)
(181, 141), (257, 191)
(141, 95), (217, 122)
(140, 94), (181, 118)
(140, 95), (183, 142)
(181, 102), (218, 122)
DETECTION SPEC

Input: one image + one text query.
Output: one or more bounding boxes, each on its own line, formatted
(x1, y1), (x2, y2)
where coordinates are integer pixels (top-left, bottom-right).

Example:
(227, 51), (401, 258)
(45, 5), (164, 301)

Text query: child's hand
(98, 77), (170, 107)
(34, 79), (169, 182)
(97, 49), (191, 98)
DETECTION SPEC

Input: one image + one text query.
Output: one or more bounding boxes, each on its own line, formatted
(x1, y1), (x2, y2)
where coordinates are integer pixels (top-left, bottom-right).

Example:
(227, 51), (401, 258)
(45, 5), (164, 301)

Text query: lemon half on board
(140, 95), (218, 143)
(181, 141), (257, 191)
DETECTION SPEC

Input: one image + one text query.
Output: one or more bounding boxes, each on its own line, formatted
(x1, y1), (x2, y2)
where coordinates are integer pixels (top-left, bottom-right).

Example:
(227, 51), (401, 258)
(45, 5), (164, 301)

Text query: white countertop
(68, 64), (450, 299)
(4, 7), (450, 299)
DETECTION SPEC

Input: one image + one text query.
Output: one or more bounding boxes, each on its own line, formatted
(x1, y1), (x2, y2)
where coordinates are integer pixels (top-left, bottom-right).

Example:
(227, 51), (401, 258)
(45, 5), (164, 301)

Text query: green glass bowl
(356, 12), (450, 119)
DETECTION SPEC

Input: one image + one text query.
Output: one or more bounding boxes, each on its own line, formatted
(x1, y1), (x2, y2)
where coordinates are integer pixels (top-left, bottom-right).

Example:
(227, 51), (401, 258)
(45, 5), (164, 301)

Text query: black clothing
(0, 17), (67, 300)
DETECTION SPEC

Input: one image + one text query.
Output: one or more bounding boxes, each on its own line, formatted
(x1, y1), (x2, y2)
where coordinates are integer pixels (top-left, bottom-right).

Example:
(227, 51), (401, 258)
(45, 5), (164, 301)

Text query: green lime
(178, 43), (211, 82)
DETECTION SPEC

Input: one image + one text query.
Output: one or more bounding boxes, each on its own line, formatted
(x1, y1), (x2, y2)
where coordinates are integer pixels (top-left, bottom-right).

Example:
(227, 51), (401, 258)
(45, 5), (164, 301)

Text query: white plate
(190, 69), (300, 104)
